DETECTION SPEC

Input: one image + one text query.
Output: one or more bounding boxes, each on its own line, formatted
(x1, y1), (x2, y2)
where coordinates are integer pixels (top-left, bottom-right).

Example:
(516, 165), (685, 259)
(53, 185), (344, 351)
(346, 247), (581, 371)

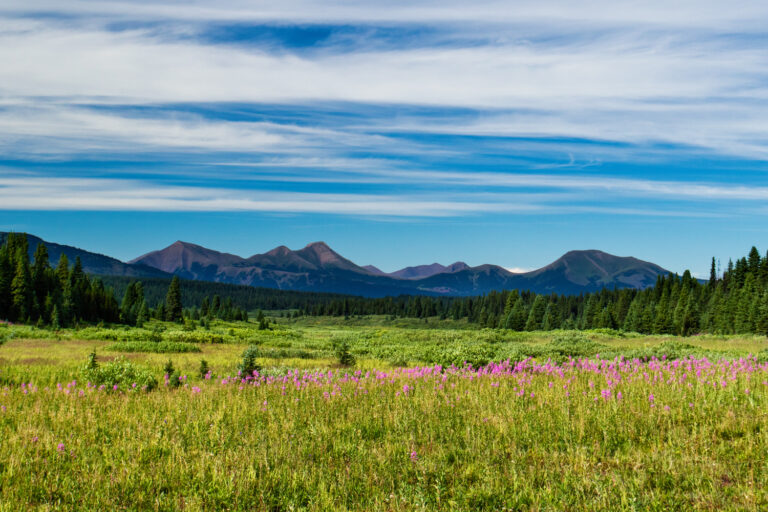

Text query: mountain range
(3, 233), (673, 297)
(130, 240), (671, 297)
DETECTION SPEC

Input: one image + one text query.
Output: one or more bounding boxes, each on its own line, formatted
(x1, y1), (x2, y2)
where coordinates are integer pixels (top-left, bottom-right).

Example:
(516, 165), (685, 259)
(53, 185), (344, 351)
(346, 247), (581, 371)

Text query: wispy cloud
(0, 1), (767, 224)
(0, 173), (745, 218)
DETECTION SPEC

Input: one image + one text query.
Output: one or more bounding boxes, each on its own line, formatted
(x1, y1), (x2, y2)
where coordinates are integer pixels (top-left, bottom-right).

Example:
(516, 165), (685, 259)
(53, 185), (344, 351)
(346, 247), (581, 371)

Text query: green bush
(601, 340), (702, 361)
(104, 342), (202, 354)
(239, 345), (262, 376)
(546, 332), (610, 359)
(422, 344), (495, 368)
(332, 338), (356, 367)
(81, 355), (157, 391)
(163, 331), (224, 344)
(256, 348), (326, 360)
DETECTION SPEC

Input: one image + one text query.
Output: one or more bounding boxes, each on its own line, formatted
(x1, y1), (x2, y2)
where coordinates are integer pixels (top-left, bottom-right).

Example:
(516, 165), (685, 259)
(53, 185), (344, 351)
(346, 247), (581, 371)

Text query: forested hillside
(99, 276), (350, 313)
(0, 233), (119, 325)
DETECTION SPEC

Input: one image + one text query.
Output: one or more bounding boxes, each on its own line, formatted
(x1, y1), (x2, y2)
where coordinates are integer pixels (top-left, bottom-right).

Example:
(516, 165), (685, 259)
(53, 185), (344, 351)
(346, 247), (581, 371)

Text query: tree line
(306, 248), (768, 336)
(99, 276), (348, 312)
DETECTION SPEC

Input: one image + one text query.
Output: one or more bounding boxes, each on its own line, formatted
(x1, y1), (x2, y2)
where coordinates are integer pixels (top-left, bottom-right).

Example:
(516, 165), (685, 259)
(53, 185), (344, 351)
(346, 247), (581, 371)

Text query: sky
(1, 1), (768, 276)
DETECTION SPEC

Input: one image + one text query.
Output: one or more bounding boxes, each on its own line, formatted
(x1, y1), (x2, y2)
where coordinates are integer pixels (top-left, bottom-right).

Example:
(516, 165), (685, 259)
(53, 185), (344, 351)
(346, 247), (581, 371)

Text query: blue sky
(1, 1), (768, 276)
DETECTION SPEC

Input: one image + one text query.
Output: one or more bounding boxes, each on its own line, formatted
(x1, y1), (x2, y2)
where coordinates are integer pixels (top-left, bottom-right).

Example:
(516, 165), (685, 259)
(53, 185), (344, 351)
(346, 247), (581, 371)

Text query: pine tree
(31, 243), (50, 320)
(524, 295), (547, 331)
(541, 303), (556, 330)
(0, 246), (13, 319)
(11, 257), (32, 322)
(757, 291), (768, 336)
(165, 276), (183, 322)
(136, 300), (149, 327)
(507, 299), (527, 331)
(51, 304), (61, 330)
(120, 282), (139, 325)
(748, 246), (761, 275)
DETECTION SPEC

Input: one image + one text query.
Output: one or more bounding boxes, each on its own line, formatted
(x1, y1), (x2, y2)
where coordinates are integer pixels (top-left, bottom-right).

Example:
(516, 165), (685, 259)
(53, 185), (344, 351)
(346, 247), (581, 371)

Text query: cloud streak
(0, 1), (767, 224)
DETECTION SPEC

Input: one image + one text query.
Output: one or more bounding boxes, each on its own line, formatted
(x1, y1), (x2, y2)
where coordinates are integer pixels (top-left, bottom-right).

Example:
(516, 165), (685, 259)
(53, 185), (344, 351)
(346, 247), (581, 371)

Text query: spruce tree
(31, 244), (50, 320)
(0, 246), (12, 319)
(524, 295), (547, 331)
(165, 276), (183, 322)
(11, 257), (32, 322)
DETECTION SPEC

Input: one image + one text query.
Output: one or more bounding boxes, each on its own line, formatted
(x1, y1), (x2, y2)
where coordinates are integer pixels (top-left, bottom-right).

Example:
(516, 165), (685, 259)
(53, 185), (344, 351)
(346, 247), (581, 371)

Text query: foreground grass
(1, 320), (767, 510)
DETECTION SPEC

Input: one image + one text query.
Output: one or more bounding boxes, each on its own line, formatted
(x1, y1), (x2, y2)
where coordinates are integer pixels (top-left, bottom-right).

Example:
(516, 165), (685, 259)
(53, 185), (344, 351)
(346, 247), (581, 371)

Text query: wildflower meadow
(0, 318), (767, 510)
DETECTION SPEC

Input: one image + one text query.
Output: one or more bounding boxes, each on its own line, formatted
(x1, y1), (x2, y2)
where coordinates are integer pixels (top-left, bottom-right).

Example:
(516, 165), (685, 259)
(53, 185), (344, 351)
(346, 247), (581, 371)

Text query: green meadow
(1, 317), (767, 511)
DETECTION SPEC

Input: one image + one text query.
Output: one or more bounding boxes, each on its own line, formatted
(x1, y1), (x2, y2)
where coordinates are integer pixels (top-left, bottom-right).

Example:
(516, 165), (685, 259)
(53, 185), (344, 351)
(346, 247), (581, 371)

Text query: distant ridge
(390, 261), (470, 279)
(0, 232), (169, 279)
(131, 240), (672, 297)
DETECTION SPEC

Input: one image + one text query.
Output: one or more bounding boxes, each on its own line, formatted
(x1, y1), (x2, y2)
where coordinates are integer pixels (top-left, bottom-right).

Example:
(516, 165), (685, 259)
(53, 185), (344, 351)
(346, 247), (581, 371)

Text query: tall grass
(1, 321), (767, 510)
(1, 352), (767, 510)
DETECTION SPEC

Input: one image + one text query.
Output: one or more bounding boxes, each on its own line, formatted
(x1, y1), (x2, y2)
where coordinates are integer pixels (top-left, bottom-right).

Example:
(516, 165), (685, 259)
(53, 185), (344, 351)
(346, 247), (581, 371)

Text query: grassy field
(1, 317), (767, 510)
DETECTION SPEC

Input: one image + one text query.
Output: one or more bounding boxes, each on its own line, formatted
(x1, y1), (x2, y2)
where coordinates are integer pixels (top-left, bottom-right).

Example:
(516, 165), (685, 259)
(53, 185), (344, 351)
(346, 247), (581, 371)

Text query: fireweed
(1, 355), (767, 510)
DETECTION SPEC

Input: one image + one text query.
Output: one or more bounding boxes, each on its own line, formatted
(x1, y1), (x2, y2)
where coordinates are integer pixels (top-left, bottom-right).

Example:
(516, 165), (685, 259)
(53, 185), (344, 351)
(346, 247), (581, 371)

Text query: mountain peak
(303, 241), (331, 251)
(295, 241), (361, 271)
(130, 240), (243, 273)
(529, 249), (669, 289)
(363, 264), (387, 276)
(265, 245), (292, 257)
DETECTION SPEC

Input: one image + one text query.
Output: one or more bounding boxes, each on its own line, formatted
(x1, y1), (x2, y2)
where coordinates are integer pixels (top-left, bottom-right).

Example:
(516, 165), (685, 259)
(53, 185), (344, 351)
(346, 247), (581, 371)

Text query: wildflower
(410, 451), (418, 462)
(57, 443), (65, 452)
(31, 436), (38, 443)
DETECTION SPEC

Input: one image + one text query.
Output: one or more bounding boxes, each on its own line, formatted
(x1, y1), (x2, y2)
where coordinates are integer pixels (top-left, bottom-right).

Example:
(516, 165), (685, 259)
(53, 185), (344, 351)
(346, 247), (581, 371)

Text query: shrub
(333, 338), (356, 367)
(255, 348), (325, 360)
(601, 341), (702, 361)
(81, 355), (157, 392)
(148, 325), (164, 343)
(423, 344), (495, 368)
(163, 331), (224, 344)
(104, 342), (201, 354)
(547, 332), (609, 359)
(389, 355), (410, 368)
(239, 345), (261, 376)
(167, 371), (183, 389)
(199, 359), (209, 379)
